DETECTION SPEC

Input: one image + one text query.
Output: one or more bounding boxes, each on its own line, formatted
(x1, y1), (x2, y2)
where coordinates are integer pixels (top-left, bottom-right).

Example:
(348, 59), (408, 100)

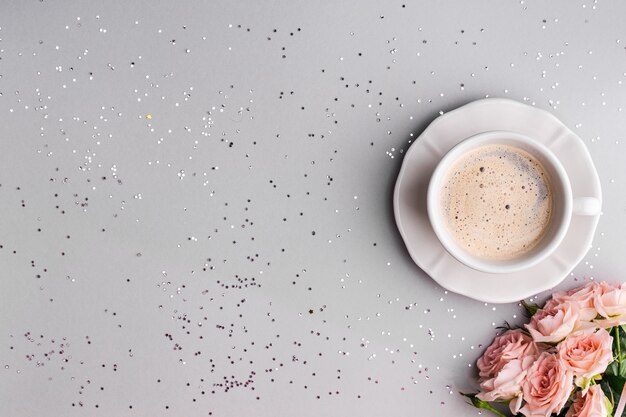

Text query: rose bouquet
(464, 281), (626, 417)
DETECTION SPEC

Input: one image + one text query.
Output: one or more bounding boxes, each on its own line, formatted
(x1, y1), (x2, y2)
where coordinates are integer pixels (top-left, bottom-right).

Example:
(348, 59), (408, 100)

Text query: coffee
(440, 144), (553, 260)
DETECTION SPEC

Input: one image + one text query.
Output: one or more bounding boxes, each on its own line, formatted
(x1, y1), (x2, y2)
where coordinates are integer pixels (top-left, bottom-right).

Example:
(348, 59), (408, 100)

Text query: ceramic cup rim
(426, 130), (573, 274)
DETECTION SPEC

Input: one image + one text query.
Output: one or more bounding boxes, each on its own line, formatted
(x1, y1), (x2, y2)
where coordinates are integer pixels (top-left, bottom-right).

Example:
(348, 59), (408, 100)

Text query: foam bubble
(440, 144), (553, 260)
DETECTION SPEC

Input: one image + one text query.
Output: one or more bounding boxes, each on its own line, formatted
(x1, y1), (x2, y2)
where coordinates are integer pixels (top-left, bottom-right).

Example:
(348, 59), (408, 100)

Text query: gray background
(1, 1), (625, 416)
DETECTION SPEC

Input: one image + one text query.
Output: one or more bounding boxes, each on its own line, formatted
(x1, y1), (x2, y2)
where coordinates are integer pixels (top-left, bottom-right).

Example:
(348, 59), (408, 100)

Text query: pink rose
(476, 330), (538, 406)
(565, 385), (610, 417)
(520, 352), (574, 417)
(549, 281), (600, 322)
(526, 302), (581, 343)
(594, 281), (626, 327)
(477, 329), (538, 380)
(557, 328), (613, 380)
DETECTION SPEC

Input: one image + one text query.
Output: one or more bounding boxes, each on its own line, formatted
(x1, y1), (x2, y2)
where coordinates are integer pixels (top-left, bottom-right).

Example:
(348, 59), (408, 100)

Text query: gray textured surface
(1, 1), (625, 416)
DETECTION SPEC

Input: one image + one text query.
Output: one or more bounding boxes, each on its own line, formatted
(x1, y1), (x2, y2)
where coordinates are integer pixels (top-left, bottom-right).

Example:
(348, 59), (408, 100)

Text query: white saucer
(393, 98), (602, 304)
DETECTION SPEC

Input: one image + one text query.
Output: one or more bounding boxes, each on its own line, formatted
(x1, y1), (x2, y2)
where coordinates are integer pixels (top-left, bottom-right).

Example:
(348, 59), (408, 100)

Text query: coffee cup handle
(572, 197), (601, 216)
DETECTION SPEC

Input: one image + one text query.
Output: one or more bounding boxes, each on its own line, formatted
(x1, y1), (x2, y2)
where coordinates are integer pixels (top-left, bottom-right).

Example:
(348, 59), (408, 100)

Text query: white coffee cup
(427, 131), (601, 274)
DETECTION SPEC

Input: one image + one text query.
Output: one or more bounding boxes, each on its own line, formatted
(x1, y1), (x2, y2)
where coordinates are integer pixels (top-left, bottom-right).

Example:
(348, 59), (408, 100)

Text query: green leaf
(607, 360), (620, 377)
(605, 374), (625, 392)
(495, 321), (521, 332)
(520, 300), (540, 317)
(604, 374), (626, 408)
(460, 393), (508, 417)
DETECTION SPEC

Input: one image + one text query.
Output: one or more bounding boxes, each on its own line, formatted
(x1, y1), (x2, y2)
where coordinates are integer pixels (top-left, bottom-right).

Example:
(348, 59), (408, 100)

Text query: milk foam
(441, 144), (552, 260)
